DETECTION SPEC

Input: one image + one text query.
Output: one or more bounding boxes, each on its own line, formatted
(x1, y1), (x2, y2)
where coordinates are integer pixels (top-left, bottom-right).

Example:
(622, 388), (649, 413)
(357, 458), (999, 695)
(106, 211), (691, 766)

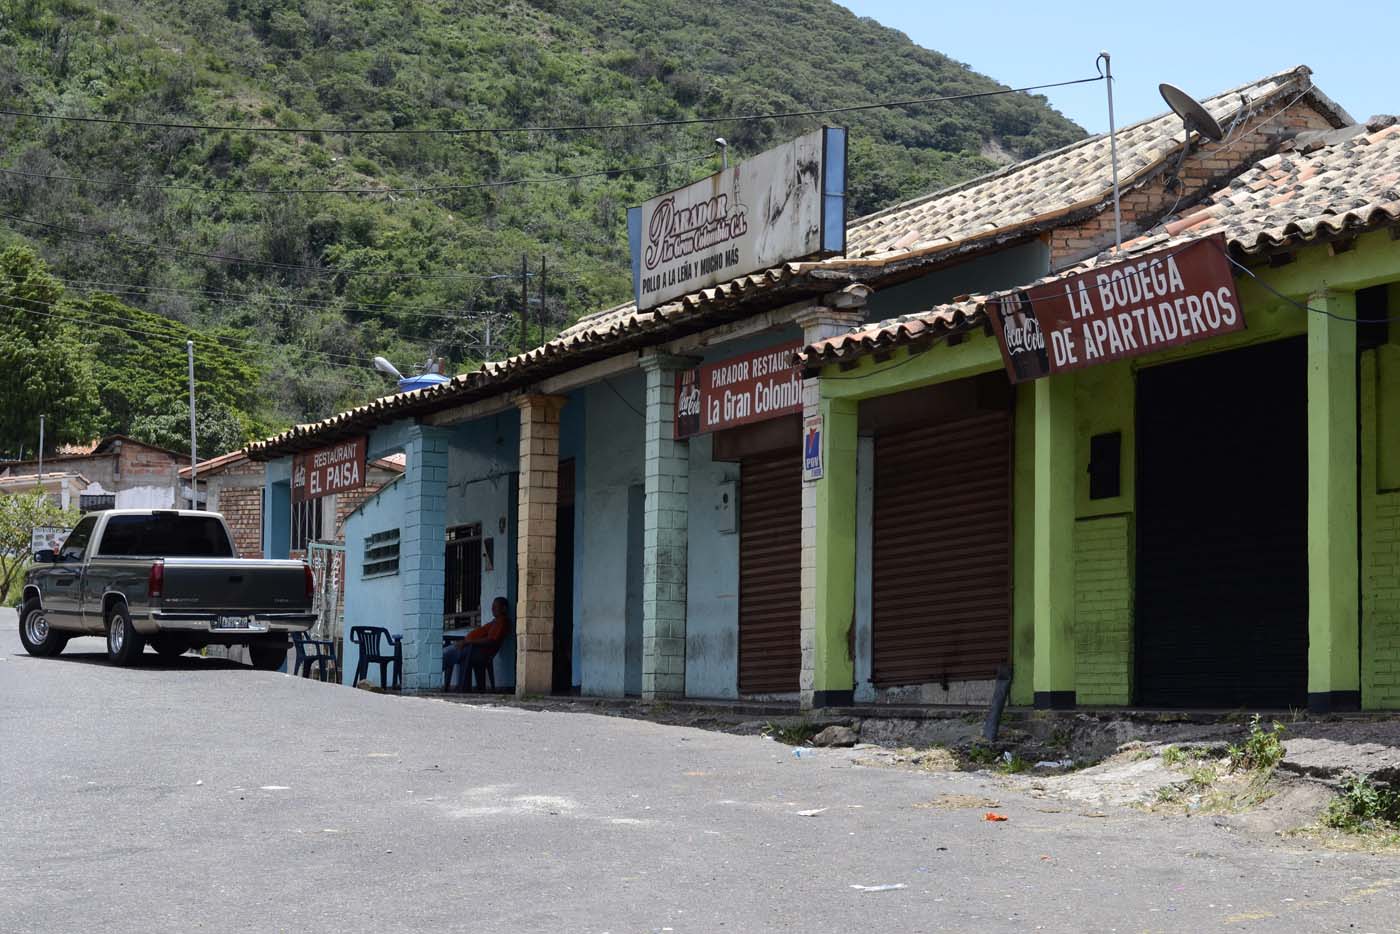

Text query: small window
(363, 529), (400, 578)
(80, 493), (116, 512)
(445, 524), (484, 628)
(290, 497), (325, 551)
(58, 515), (98, 562)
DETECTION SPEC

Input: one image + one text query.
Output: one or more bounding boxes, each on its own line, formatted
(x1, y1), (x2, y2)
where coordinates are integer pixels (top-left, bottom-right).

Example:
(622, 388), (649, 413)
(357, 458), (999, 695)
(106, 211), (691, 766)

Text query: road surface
(2, 609), (1397, 933)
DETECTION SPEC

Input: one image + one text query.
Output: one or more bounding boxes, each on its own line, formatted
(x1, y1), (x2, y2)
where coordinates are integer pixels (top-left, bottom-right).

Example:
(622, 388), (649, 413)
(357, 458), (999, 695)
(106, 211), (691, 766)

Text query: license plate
(213, 616), (255, 630)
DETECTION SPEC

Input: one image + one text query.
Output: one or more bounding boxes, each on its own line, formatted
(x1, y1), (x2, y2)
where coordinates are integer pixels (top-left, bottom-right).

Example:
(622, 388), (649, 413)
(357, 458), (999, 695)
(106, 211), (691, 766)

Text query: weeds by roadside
(761, 721), (821, 746)
(1227, 715), (1286, 774)
(1324, 775), (1400, 833)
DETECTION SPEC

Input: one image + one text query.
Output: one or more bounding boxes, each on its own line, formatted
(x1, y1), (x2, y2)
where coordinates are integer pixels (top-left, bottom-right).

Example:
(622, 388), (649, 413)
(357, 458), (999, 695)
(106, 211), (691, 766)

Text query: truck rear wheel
(18, 598), (68, 657)
(106, 604), (145, 667)
(247, 642), (288, 672)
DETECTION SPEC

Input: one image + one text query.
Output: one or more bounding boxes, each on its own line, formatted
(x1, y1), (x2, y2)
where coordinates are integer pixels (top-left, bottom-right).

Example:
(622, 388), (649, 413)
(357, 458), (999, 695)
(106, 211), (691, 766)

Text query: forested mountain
(0, 0), (1084, 454)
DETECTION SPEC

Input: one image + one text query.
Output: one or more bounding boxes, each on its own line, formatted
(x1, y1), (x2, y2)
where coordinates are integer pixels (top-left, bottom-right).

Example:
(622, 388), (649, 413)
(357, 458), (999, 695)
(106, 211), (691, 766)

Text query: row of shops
(247, 65), (1400, 711)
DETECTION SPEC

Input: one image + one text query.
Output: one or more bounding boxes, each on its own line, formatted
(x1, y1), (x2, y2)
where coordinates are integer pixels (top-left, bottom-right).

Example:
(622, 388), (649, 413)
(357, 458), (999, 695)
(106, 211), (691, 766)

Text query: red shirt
(466, 617), (507, 644)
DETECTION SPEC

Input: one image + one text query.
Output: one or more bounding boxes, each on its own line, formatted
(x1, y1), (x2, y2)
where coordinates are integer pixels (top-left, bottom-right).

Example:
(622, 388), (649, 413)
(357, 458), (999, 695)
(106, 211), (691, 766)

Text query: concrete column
(796, 297), (867, 709)
(640, 353), (698, 700)
(515, 393), (567, 696)
(1032, 373), (1076, 709)
(1308, 289), (1360, 712)
(400, 425), (450, 691)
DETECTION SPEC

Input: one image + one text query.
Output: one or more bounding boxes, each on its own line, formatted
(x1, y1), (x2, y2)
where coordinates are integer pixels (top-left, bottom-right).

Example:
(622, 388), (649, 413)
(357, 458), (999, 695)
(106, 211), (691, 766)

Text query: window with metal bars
(444, 523), (483, 629)
(79, 493), (116, 512)
(290, 497), (324, 551)
(362, 529), (400, 578)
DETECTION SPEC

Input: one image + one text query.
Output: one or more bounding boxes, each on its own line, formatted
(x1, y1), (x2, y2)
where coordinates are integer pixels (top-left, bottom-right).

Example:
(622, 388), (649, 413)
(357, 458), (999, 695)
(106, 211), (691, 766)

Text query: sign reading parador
(675, 341), (805, 439)
(629, 127), (847, 313)
(293, 436), (367, 502)
(987, 234), (1243, 383)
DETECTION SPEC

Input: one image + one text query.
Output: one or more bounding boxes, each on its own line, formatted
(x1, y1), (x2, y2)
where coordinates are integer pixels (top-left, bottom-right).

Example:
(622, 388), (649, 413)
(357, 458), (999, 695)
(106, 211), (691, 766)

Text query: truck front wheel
(106, 604), (145, 667)
(247, 642), (288, 672)
(18, 598), (68, 657)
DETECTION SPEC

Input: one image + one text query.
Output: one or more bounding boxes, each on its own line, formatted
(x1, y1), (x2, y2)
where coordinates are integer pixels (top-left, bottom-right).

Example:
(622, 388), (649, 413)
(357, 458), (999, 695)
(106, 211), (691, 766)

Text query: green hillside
(0, 0), (1084, 454)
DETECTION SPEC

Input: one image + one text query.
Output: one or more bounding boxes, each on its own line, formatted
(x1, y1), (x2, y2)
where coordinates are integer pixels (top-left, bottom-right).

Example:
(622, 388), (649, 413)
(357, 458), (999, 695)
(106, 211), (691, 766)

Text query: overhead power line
(0, 210), (526, 282)
(0, 76), (1104, 137)
(0, 152), (710, 197)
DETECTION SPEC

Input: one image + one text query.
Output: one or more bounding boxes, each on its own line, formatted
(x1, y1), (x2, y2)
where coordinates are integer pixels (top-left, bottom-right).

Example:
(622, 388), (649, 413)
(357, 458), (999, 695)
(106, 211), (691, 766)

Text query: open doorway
(1135, 338), (1308, 708)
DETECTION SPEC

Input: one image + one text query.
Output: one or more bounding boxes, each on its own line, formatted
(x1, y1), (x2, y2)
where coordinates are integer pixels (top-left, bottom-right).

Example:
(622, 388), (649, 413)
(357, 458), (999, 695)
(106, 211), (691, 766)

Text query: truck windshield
(96, 515), (235, 558)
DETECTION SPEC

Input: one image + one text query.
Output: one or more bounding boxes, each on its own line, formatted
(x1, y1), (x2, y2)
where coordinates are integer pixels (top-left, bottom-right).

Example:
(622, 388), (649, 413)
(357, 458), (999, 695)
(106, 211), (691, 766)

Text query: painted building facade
(246, 66), (1394, 711)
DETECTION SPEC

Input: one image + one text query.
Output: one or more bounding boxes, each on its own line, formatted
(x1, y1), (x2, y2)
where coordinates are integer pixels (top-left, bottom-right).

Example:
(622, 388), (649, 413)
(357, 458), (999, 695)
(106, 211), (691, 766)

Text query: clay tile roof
(800, 116), (1400, 367)
(840, 66), (1345, 264)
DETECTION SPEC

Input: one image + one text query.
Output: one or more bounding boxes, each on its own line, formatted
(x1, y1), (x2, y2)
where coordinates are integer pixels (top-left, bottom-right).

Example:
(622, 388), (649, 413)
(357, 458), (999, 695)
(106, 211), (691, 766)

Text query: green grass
(761, 721), (821, 746)
(1324, 775), (1400, 833)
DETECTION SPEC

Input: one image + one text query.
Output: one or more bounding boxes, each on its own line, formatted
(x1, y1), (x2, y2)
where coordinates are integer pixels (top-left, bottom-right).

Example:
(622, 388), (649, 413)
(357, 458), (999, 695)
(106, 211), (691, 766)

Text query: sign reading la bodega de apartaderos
(293, 436), (367, 502)
(987, 234), (1243, 383)
(675, 341), (805, 439)
(629, 126), (847, 313)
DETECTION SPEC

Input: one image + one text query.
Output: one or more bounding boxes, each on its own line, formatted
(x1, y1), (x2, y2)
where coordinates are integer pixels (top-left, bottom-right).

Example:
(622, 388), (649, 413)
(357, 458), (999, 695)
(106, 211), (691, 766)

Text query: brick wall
(1363, 493), (1400, 708)
(220, 487), (264, 558)
(1074, 515), (1133, 705)
(1050, 102), (1338, 267)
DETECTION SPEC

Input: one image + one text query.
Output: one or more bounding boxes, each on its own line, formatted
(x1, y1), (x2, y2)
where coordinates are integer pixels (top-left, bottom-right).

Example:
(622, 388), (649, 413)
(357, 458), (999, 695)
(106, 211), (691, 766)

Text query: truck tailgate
(158, 559), (310, 614)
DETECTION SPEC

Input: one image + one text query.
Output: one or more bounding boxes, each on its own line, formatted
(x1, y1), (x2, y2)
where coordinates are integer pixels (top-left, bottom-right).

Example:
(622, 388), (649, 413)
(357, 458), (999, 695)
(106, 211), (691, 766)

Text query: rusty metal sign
(292, 436), (367, 502)
(629, 127), (847, 312)
(987, 234), (1243, 383)
(675, 341), (805, 439)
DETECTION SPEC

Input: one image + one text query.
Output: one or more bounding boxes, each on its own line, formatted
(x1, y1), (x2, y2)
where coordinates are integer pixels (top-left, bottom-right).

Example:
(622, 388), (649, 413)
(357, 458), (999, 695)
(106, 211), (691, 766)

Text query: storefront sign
(802, 415), (823, 481)
(675, 341), (805, 439)
(30, 526), (72, 558)
(292, 436), (367, 502)
(629, 127), (847, 312)
(987, 234), (1243, 383)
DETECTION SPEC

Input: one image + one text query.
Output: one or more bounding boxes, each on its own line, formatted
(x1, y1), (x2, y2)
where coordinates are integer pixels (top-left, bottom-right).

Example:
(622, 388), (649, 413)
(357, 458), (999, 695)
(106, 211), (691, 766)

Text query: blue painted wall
(685, 431), (741, 699)
(579, 374), (646, 696)
(865, 239), (1051, 323)
(263, 457), (291, 560)
(559, 390), (587, 690)
(341, 476), (406, 685)
(445, 413), (519, 689)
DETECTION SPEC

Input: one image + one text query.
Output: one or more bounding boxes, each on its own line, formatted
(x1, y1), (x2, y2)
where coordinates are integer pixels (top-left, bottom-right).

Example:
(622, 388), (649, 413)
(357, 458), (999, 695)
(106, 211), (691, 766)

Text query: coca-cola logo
(644, 193), (749, 271)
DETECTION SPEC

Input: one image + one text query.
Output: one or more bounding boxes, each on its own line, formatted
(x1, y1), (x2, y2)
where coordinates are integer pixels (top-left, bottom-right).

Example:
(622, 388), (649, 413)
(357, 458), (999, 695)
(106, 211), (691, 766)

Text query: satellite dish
(1159, 83), (1224, 142)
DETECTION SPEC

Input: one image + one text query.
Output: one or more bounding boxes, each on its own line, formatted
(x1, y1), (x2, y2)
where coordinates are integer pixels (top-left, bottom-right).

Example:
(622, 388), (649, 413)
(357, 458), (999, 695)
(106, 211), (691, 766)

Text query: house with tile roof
(798, 115), (1400, 712)
(244, 65), (1354, 705)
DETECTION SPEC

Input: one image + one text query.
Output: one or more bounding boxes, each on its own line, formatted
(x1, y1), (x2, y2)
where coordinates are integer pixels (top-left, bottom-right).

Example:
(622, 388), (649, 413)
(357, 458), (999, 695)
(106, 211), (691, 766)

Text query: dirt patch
(913, 793), (1000, 810)
(852, 745), (959, 773)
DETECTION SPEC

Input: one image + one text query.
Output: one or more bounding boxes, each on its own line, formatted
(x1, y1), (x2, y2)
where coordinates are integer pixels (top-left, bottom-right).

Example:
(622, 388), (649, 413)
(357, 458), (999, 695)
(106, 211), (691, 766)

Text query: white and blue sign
(629, 126), (848, 313)
(803, 415), (823, 482)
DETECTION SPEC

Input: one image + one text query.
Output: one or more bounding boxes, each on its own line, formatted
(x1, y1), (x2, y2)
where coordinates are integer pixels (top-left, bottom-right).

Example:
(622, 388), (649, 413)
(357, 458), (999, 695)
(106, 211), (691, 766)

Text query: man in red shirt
(443, 596), (510, 691)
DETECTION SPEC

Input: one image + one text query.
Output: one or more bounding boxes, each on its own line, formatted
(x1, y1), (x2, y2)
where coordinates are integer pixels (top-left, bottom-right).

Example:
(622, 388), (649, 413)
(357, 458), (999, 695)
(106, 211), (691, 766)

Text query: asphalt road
(3, 609), (1399, 933)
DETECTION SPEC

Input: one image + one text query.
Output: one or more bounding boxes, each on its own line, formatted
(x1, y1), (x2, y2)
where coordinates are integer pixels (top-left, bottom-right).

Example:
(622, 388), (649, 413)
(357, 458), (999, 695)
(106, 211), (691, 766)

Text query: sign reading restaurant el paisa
(628, 126), (848, 312)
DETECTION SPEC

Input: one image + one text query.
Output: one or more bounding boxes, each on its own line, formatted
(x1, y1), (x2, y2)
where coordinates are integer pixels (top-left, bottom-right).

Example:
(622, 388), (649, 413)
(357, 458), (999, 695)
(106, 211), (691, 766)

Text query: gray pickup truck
(18, 509), (316, 669)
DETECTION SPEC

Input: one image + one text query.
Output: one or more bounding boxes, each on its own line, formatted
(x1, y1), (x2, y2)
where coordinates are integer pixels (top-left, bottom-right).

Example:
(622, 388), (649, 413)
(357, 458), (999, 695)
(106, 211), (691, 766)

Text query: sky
(839, 1), (1394, 134)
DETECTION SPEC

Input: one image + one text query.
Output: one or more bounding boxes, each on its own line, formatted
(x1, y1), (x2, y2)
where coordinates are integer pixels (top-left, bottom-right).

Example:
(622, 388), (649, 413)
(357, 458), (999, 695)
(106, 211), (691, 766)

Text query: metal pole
(37, 415), (44, 487)
(1100, 50), (1123, 253)
(519, 254), (529, 351)
(187, 339), (197, 506)
(539, 255), (547, 347)
(484, 314), (492, 362)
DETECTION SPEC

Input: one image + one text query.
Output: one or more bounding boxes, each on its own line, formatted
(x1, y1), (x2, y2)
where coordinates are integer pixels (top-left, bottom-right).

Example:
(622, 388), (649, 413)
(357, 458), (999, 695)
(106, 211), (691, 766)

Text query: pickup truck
(19, 509), (316, 669)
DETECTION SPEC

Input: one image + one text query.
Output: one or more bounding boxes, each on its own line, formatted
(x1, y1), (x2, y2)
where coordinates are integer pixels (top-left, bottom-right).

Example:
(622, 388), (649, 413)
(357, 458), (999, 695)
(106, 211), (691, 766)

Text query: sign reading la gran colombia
(987, 234), (1243, 383)
(628, 126), (848, 312)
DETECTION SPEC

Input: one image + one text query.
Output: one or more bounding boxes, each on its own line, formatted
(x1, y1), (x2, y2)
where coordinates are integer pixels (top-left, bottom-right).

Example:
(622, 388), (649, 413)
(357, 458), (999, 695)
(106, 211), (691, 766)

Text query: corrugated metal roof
(799, 118), (1400, 366)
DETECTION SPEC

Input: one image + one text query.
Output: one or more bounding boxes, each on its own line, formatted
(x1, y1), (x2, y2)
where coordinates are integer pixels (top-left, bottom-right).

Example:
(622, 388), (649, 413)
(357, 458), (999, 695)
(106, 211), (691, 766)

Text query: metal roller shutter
(738, 453), (802, 694)
(872, 410), (1012, 686)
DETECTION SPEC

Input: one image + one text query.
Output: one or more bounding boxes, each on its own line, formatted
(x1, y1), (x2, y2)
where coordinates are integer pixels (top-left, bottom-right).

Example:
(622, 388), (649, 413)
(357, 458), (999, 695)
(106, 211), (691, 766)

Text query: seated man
(442, 596), (510, 691)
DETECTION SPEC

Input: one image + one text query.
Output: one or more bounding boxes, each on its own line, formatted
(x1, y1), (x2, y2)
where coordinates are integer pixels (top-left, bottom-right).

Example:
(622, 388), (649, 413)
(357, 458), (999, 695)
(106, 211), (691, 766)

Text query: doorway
(1135, 338), (1308, 708)
(552, 459), (576, 694)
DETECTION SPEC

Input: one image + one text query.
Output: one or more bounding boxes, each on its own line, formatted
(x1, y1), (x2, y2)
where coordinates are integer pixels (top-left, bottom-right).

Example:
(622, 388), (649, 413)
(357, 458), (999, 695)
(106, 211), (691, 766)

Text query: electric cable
(0, 76), (1105, 137)
(0, 152), (710, 197)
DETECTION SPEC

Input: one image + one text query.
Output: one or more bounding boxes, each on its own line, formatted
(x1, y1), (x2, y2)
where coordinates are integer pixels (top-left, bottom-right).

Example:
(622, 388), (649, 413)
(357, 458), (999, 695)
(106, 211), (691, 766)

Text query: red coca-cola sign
(674, 341), (805, 439)
(987, 234), (1243, 383)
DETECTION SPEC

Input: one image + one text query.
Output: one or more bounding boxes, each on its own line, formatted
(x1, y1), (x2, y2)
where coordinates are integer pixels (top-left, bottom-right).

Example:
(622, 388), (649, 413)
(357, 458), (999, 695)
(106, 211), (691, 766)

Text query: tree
(0, 247), (101, 457)
(0, 492), (80, 605)
(129, 400), (248, 460)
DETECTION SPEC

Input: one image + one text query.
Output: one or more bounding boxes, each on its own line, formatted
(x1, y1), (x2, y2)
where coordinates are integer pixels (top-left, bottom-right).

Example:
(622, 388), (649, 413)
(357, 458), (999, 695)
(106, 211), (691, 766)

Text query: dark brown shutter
(738, 453), (802, 693)
(871, 410), (1012, 686)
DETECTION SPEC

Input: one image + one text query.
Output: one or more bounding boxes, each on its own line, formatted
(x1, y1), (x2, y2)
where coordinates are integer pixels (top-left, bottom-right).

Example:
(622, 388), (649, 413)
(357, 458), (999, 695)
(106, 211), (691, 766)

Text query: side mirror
(33, 550), (56, 564)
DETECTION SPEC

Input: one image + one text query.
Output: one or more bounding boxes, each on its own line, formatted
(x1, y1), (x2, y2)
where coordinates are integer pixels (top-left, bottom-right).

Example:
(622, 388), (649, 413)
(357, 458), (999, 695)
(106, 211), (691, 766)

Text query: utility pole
(1099, 50), (1122, 253)
(37, 415), (44, 487)
(539, 254), (547, 347)
(484, 313), (493, 362)
(519, 253), (529, 352)
(187, 340), (198, 507)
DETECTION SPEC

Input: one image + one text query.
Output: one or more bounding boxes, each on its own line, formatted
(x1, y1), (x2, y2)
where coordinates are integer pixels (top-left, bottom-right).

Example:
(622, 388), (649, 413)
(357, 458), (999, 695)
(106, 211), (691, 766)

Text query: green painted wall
(1011, 383), (1035, 705)
(1074, 515), (1134, 705)
(1363, 343), (1400, 708)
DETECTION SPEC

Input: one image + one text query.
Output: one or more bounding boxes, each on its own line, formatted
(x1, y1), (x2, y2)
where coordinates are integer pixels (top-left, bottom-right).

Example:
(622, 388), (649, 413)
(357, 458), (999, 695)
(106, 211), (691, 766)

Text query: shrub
(1228, 715), (1286, 773)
